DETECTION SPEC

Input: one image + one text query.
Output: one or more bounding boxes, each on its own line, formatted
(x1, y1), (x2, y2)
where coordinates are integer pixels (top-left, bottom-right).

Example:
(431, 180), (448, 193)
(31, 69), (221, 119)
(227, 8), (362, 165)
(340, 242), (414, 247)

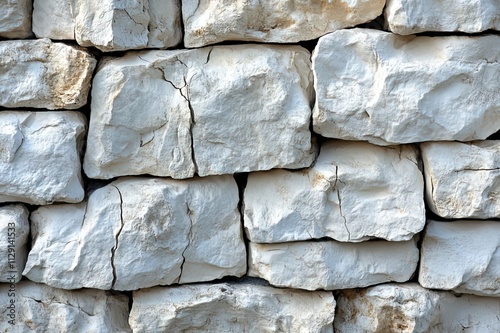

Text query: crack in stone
(110, 185), (125, 289)
(459, 168), (500, 172)
(23, 296), (95, 317)
(335, 165), (350, 241)
(205, 47), (214, 64)
(179, 202), (194, 282)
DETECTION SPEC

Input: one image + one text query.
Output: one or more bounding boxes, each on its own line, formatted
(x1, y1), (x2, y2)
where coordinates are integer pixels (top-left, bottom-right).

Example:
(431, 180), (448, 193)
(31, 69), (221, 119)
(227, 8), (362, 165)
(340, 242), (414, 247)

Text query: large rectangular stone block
(313, 29), (500, 145)
(33, 0), (182, 51)
(0, 39), (96, 109)
(0, 204), (29, 283)
(0, 0), (32, 38)
(84, 45), (315, 179)
(244, 141), (425, 243)
(23, 176), (246, 291)
(0, 111), (86, 205)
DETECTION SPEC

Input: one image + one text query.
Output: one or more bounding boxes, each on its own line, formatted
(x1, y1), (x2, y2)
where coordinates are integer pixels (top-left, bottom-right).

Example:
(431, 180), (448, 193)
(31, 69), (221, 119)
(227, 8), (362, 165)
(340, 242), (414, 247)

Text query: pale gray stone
(182, 0), (385, 47)
(420, 220), (500, 297)
(84, 45), (315, 179)
(130, 280), (335, 333)
(0, 0), (32, 38)
(335, 283), (500, 333)
(385, 0), (500, 35)
(313, 29), (500, 145)
(0, 112), (86, 205)
(422, 141), (500, 219)
(0, 281), (131, 332)
(23, 176), (246, 290)
(33, 0), (182, 51)
(248, 239), (419, 290)
(244, 141), (424, 243)
(0, 205), (29, 283)
(0, 39), (96, 109)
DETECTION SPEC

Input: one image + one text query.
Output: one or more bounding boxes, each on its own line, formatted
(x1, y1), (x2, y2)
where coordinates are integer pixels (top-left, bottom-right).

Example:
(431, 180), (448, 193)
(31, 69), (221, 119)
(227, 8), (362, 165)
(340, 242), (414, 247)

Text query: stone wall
(0, 1), (499, 332)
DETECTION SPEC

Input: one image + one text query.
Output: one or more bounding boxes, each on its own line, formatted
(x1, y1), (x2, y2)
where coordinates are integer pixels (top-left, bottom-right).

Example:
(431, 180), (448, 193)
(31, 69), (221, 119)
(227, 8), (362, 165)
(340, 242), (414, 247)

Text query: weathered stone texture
(23, 176), (246, 290)
(385, 0), (500, 35)
(248, 239), (419, 290)
(182, 0), (385, 47)
(422, 141), (500, 219)
(84, 45), (315, 179)
(335, 283), (500, 333)
(313, 28), (500, 145)
(33, 0), (182, 51)
(244, 141), (424, 243)
(0, 39), (96, 109)
(0, 0), (32, 38)
(130, 280), (336, 333)
(0, 112), (86, 205)
(0, 204), (29, 283)
(420, 220), (500, 297)
(0, 281), (131, 332)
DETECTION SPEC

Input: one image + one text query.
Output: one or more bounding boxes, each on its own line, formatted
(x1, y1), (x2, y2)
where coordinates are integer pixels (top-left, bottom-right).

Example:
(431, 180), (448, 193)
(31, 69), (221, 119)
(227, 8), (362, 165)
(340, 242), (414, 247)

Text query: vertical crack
(178, 76), (198, 174)
(179, 202), (194, 283)
(335, 166), (350, 241)
(110, 185), (125, 289)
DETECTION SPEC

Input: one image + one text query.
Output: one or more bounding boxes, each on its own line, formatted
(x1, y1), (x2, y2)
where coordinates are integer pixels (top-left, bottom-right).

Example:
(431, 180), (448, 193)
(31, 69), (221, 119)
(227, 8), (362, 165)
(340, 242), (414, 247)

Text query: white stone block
(0, 0), (32, 38)
(0, 204), (29, 283)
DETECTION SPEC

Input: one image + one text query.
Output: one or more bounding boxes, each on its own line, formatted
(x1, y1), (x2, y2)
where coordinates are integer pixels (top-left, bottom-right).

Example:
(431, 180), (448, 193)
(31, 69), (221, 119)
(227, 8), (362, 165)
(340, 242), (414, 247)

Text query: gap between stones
(110, 185), (125, 289)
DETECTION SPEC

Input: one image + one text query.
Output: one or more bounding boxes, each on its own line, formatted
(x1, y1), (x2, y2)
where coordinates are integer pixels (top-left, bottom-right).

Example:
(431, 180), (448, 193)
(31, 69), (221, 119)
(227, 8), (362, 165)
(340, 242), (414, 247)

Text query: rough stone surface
(182, 0), (385, 47)
(335, 283), (500, 333)
(0, 39), (96, 109)
(420, 220), (500, 297)
(0, 0), (32, 38)
(84, 45), (315, 179)
(385, 0), (500, 35)
(422, 141), (500, 219)
(0, 204), (29, 283)
(244, 141), (424, 243)
(0, 281), (131, 332)
(33, 0), (182, 51)
(23, 176), (246, 290)
(0, 112), (86, 205)
(312, 28), (500, 145)
(248, 239), (419, 290)
(130, 279), (336, 333)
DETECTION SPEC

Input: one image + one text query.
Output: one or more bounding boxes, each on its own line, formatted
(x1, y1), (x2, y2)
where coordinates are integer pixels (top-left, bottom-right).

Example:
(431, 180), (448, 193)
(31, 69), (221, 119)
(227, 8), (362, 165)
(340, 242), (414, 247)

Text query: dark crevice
(234, 172), (250, 275)
(110, 185), (125, 289)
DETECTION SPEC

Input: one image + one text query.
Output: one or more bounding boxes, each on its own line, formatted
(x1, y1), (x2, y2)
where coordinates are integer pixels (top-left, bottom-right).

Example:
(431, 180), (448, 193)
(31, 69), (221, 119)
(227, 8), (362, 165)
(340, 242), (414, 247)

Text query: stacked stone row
(0, 0), (499, 332)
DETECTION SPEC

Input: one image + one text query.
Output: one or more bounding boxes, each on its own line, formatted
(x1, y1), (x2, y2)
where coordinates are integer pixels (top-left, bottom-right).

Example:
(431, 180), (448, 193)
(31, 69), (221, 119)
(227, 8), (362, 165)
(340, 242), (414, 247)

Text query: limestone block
(244, 141), (424, 243)
(385, 0), (500, 35)
(0, 0), (32, 38)
(0, 281), (131, 332)
(182, 0), (385, 47)
(312, 29), (500, 145)
(0, 112), (86, 205)
(130, 279), (336, 333)
(335, 283), (500, 333)
(248, 239), (419, 290)
(0, 205), (29, 283)
(0, 39), (96, 109)
(421, 141), (500, 219)
(420, 220), (500, 297)
(33, 0), (182, 51)
(84, 45), (315, 179)
(23, 176), (246, 290)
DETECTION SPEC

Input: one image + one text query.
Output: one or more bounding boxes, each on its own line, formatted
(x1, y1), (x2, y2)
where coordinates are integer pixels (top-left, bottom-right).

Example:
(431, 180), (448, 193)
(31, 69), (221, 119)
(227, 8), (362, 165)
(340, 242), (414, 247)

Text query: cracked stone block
(182, 0), (385, 48)
(385, 0), (500, 35)
(130, 279), (336, 333)
(419, 220), (500, 297)
(33, 0), (182, 51)
(0, 204), (29, 283)
(23, 176), (246, 291)
(244, 141), (424, 243)
(248, 238), (419, 291)
(84, 45), (315, 179)
(312, 28), (500, 145)
(0, 0), (32, 38)
(0, 281), (131, 332)
(421, 141), (500, 219)
(0, 39), (97, 109)
(335, 283), (500, 333)
(0, 111), (86, 205)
